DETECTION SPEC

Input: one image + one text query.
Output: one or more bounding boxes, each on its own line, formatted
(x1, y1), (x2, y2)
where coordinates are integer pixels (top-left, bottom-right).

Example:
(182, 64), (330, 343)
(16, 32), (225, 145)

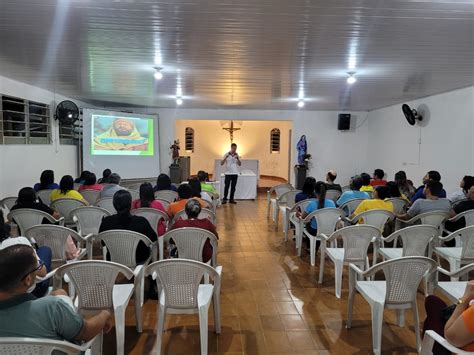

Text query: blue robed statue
(296, 135), (307, 165)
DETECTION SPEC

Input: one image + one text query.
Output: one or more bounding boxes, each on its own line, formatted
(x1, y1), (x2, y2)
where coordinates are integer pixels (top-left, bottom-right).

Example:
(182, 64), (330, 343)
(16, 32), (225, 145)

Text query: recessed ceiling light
(154, 67), (163, 80)
(347, 72), (357, 84)
(297, 100), (305, 108)
(176, 97), (183, 106)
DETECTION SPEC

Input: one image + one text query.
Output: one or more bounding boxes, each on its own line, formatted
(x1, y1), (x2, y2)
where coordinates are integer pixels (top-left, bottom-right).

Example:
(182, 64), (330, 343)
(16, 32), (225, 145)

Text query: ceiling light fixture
(347, 72), (357, 85)
(176, 97), (183, 106)
(297, 100), (305, 108)
(154, 67), (163, 80)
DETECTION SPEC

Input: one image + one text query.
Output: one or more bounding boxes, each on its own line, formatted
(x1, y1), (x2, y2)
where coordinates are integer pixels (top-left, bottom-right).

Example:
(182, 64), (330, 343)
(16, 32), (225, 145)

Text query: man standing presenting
(221, 143), (241, 204)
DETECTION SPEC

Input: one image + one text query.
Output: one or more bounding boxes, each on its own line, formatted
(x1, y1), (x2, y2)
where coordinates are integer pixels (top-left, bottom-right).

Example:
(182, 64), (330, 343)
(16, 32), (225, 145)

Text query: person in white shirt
(220, 143), (241, 204)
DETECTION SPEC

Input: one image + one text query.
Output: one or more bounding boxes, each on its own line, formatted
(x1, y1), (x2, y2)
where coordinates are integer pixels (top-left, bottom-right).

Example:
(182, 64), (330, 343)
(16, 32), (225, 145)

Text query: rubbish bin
(294, 165), (307, 190)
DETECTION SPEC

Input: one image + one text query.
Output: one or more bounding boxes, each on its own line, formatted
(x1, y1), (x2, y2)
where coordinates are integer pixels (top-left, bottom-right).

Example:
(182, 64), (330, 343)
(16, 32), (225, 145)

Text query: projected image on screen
(91, 115), (154, 156)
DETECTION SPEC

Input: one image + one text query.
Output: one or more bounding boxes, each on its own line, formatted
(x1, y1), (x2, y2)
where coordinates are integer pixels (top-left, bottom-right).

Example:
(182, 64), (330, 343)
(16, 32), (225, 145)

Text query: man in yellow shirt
(351, 185), (393, 218)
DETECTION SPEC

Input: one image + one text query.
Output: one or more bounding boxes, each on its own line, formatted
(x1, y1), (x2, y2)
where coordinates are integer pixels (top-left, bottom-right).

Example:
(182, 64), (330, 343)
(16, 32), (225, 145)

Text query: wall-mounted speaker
(338, 113), (351, 130)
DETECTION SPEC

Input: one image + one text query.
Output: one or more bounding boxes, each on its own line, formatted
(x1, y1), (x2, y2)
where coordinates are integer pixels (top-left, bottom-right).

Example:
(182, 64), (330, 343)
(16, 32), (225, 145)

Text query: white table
(219, 172), (257, 200)
(214, 159), (260, 181)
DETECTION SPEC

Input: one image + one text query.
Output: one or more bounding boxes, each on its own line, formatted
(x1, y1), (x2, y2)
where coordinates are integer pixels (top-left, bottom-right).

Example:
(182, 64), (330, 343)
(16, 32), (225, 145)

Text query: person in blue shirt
(33, 170), (59, 192)
(411, 170), (447, 203)
(298, 181), (336, 251)
(336, 176), (370, 206)
(295, 177), (316, 203)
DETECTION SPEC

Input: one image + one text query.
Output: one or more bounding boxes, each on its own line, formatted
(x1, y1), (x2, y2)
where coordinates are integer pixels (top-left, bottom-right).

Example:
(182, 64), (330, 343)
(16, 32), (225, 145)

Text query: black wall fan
(402, 104), (423, 126)
(55, 100), (79, 125)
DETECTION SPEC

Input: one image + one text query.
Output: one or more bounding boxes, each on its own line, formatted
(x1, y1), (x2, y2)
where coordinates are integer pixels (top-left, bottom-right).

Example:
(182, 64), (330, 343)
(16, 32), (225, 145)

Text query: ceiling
(0, 0), (473, 111)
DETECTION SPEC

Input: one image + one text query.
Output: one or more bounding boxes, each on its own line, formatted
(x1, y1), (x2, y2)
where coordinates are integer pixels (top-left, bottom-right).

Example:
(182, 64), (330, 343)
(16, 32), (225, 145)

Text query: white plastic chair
(51, 198), (87, 227)
(1, 196), (17, 211)
(128, 189), (140, 201)
(53, 260), (137, 355)
(80, 189), (101, 205)
(146, 259), (222, 355)
(25, 224), (88, 268)
(154, 190), (178, 202)
(93, 230), (153, 334)
(338, 198), (366, 216)
(96, 197), (116, 214)
(320, 225), (381, 298)
(156, 198), (171, 210)
(395, 210), (449, 231)
(434, 226), (474, 280)
(347, 257), (437, 355)
(36, 189), (54, 206)
(434, 264), (474, 302)
(0, 337), (97, 355)
(173, 208), (216, 225)
(443, 209), (474, 234)
(300, 208), (344, 265)
(420, 330), (472, 355)
(8, 208), (64, 235)
(284, 198), (317, 242)
(71, 206), (111, 257)
(73, 182), (81, 191)
(341, 185), (351, 192)
(131, 208), (170, 237)
(386, 198), (408, 214)
(325, 189), (342, 202)
(267, 183), (293, 219)
(275, 190), (301, 230)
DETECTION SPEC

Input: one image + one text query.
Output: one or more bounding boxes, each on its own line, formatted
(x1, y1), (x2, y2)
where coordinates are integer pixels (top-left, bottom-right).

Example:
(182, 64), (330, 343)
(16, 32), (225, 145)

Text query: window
(185, 127), (194, 152)
(270, 128), (280, 153)
(59, 113), (83, 145)
(0, 95), (51, 144)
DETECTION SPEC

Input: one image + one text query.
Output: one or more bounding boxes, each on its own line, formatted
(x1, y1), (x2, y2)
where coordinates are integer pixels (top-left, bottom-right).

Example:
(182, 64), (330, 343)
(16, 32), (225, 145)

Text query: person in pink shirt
(78, 172), (103, 192)
(132, 183), (167, 236)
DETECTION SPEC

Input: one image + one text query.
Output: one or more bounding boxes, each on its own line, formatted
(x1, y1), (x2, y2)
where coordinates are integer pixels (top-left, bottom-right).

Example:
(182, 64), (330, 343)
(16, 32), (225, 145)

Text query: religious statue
(296, 135), (308, 165)
(170, 139), (180, 164)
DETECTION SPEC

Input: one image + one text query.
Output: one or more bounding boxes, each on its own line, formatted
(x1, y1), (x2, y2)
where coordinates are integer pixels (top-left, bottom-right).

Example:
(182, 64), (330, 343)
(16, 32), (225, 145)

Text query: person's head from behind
(386, 181), (401, 198)
(188, 178), (202, 198)
(373, 169), (385, 180)
(59, 175), (74, 194)
(197, 170), (208, 183)
(230, 143), (237, 153)
(424, 180), (443, 198)
(394, 171), (407, 186)
(350, 176), (363, 191)
(468, 186), (474, 201)
(314, 181), (327, 208)
(374, 186), (389, 200)
(102, 169), (112, 180)
(360, 173), (371, 186)
(185, 198), (202, 219)
(463, 176), (474, 195)
(113, 190), (132, 216)
(77, 170), (90, 182)
(0, 245), (38, 295)
(40, 170), (54, 188)
(139, 183), (155, 208)
(156, 174), (172, 189)
(84, 172), (97, 186)
(17, 187), (37, 205)
(301, 177), (316, 195)
(108, 173), (121, 185)
(326, 170), (337, 183)
(177, 184), (192, 200)
(423, 170), (441, 184)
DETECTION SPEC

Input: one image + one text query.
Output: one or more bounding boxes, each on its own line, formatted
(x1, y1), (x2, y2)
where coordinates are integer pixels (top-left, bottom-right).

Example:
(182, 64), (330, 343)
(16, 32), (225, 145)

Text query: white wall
(367, 86), (474, 195)
(0, 75), (83, 196)
(175, 120), (293, 179)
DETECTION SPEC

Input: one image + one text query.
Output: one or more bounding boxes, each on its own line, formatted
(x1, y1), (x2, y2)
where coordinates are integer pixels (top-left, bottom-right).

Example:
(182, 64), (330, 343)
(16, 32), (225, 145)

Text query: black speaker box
(338, 113), (351, 130)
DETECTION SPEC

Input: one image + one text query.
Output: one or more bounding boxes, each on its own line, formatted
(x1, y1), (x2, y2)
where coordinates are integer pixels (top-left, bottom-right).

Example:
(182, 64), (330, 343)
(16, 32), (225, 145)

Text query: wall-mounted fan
(55, 100), (79, 125)
(402, 104), (423, 126)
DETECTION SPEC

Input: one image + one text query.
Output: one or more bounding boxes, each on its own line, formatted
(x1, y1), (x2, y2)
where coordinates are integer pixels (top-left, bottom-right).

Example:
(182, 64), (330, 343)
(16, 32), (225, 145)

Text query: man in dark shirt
(99, 190), (157, 263)
(325, 170), (342, 192)
(445, 183), (474, 232)
(411, 170), (447, 203)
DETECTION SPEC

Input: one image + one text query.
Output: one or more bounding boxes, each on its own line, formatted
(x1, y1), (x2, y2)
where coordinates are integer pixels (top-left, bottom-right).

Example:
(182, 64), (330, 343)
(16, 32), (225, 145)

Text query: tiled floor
(103, 195), (437, 354)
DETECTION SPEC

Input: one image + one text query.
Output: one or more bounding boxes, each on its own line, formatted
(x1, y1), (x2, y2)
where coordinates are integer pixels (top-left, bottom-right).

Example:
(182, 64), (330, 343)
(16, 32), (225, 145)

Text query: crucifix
(222, 120), (241, 143)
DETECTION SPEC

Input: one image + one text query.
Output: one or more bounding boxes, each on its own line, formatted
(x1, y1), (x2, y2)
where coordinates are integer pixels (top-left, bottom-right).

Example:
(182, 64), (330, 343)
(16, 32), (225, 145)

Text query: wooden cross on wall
(222, 120), (241, 143)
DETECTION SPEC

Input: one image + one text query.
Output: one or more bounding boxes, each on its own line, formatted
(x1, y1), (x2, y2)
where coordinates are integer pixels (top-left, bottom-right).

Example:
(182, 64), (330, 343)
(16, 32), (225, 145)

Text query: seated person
(360, 173), (374, 193)
(411, 170), (447, 203)
(295, 177), (316, 203)
(397, 180), (451, 221)
(370, 169), (387, 187)
(351, 186), (393, 219)
(167, 184), (207, 219)
(99, 190), (158, 264)
(386, 181), (409, 201)
(336, 176), (370, 206)
(154, 173), (177, 192)
(50, 175), (87, 204)
(188, 178), (212, 205)
(132, 182), (167, 236)
(298, 182), (336, 251)
(197, 170), (217, 194)
(395, 171), (416, 200)
(324, 170), (342, 192)
(99, 173), (125, 199)
(445, 182), (474, 232)
(74, 170), (90, 185)
(33, 170), (59, 192)
(449, 175), (474, 204)
(0, 244), (112, 342)
(78, 172), (103, 192)
(170, 199), (218, 263)
(10, 187), (60, 221)
(98, 168), (112, 184)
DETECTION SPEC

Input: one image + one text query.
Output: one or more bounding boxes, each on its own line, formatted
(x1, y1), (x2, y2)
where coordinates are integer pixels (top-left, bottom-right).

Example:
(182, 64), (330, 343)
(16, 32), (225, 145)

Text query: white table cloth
(219, 172), (257, 200)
